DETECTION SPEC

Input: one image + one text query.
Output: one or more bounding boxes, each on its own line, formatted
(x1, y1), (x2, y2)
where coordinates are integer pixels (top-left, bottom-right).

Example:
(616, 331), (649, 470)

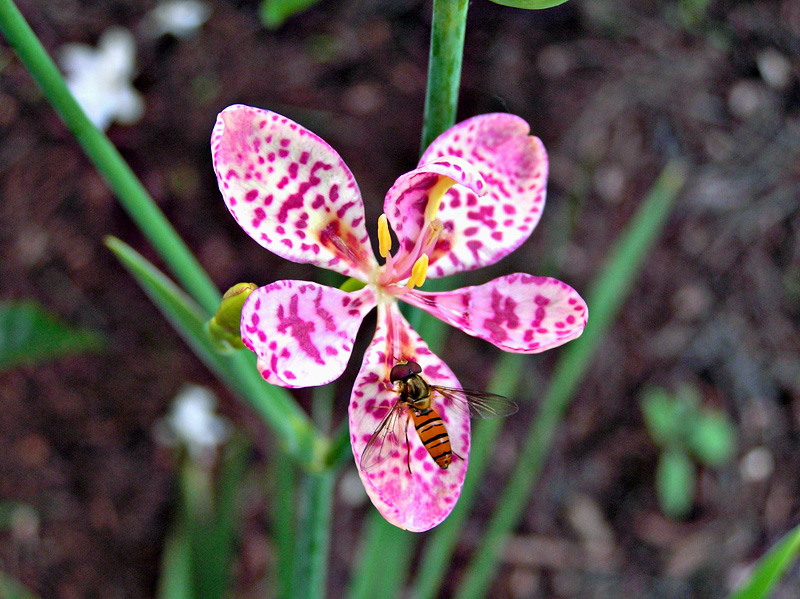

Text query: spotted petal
(403, 274), (588, 353)
(241, 281), (376, 388)
(349, 302), (469, 531)
(212, 105), (378, 280)
(383, 156), (488, 272)
(415, 113), (548, 278)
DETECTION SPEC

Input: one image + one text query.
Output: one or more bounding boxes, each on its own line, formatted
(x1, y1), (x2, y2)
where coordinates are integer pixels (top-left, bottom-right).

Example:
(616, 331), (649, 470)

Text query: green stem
(0, 0), (220, 314)
(347, 514), (416, 599)
(291, 384), (335, 599)
(348, 2), (471, 595)
(411, 352), (525, 598)
(272, 450), (297, 599)
(420, 0), (469, 152)
(454, 160), (689, 599)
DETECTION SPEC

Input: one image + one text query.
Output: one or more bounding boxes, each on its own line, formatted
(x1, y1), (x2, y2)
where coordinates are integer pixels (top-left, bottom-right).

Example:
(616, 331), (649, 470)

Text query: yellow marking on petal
(424, 176), (456, 222)
(378, 213), (392, 258)
(406, 254), (429, 289)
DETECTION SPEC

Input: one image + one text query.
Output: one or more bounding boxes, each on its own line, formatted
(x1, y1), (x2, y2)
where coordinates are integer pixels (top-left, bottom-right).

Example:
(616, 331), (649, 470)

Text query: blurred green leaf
(675, 383), (702, 409)
(677, 0), (713, 28)
(0, 300), (104, 372)
(641, 387), (686, 447)
(657, 448), (696, 519)
(728, 523), (800, 599)
(689, 411), (736, 466)
(488, 0), (569, 8)
(105, 236), (318, 470)
(0, 571), (41, 599)
(259, 0), (322, 29)
(156, 524), (193, 599)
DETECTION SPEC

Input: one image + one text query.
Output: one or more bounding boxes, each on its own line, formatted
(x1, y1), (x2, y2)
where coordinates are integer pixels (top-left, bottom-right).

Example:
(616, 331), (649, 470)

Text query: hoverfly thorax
(390, 360), (432, 409)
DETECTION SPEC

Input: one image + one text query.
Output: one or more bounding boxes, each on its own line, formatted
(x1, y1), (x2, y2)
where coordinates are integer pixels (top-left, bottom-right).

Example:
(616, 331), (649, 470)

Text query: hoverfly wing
(360, 400), (406, 473)
(431, 386), (518, 419)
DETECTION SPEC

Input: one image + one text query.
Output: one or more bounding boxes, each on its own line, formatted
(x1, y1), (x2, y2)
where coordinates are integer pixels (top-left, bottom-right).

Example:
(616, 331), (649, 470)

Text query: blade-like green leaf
(347, 513), (416, 599)
(189, 435), (250, 599)
(104, 236), (318, 470)
(657, 448), (696, 519)
(641, 387), (686, 447)
(156, 524), (193, 599)
(0, 571), (42, 599)
(689, 411), (737, 467)
(0, 300), (104, 372)
(488, 0), (569, 9)
(454, 160), (689, 599)
(411, 352), (525, 599)
(259, 0), (322, 29)
(0, 0), (220, 313)
(728, 523), (800, 599)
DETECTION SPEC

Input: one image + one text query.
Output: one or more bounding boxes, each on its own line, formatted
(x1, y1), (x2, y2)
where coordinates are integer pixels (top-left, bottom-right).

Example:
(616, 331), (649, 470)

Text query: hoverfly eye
(390, 363), (411, 382)
(407, 361), (423, 374)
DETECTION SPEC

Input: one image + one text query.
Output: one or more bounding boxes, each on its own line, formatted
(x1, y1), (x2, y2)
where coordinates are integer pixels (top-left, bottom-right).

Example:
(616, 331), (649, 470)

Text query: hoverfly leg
(405, 417), (412, 474)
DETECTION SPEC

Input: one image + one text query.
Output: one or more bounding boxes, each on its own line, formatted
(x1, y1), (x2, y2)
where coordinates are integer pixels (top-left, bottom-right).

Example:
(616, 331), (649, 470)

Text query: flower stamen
(378, 214), (392, 259)
(406, 254), (429, 289)
(425, 176), (456, 222)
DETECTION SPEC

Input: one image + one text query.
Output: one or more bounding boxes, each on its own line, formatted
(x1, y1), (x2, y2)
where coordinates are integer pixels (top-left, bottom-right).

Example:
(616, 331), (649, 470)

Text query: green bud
(207, 282), (258, 351)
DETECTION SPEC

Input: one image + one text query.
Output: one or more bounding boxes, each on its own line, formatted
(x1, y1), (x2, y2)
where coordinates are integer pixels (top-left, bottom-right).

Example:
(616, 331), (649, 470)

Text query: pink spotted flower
(212, 104), (588, 531)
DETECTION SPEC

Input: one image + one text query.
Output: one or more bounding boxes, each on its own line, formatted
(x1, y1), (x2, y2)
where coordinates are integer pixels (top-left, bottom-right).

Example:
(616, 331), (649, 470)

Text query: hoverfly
(360, 360), (518, 474)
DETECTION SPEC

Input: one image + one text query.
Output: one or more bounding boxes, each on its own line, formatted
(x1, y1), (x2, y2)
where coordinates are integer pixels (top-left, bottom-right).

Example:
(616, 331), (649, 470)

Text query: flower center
(375, 174), (456, 291)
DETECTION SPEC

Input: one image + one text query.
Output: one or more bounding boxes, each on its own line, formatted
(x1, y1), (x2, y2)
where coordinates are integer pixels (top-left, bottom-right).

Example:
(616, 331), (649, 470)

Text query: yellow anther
(378, 214), (392, 258)
(406, 254), (429, 289)
(424, 176), (456, 222)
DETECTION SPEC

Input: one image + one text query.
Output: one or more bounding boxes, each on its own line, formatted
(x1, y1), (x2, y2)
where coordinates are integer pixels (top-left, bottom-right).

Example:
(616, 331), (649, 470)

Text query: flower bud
(207, 282), (257, 351)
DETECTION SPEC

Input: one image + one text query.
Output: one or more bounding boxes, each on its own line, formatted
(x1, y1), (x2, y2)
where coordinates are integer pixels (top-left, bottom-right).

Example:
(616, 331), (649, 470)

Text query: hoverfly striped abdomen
(360, 359), (517, 475)
(411, 406), (452, 469)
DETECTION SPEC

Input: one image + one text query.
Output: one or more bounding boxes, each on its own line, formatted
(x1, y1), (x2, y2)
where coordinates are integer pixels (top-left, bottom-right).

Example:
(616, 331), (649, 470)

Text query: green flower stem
(347, 514), (416, 599)
(189, 436), (250, 599)
(411, 352), (525, 598)
(156, 523), (192, 599)
(272, 450), (297, 599)
(454, 160), (689, 599)
(348, 1), (471, 593)
(290, 384), (335, 599)
(420, 0), (469, 152)
(0, 0), (220, 314)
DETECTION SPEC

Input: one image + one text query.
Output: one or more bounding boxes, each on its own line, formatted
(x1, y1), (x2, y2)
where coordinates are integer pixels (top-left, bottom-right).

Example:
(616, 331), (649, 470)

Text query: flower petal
(383, 156), (488, 274)
(417, 113), (548, 277)
(212, 105), (378, 279)
(241, 281), (376, 388)
(403, 274), (588, 353)
(349, 302), (469, 531)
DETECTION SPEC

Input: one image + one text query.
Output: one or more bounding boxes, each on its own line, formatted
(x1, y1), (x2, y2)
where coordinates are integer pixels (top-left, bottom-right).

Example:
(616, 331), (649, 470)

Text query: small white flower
(145, 0), (212, 39)
(160, 384), (231, 463)
(59, 28), (144, 131)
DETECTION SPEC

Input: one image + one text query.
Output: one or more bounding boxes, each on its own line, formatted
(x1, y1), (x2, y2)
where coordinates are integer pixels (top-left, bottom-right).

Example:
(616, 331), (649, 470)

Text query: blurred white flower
(59, 28), (144, 131)
(158, 384), (232, 463)
(145, 0), (212, 39)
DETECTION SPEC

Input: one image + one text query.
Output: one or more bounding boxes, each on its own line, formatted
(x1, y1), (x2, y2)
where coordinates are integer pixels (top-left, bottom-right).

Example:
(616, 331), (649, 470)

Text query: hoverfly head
(389, 360), (422, 383)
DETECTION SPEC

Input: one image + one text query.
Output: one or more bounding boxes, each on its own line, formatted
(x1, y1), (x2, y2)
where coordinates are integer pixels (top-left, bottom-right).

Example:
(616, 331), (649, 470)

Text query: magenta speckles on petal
(384, 156), (487, 268)
(403, 274), (588, 353)
(349, 303), (469, 532)
(241, 281), (376, 388)
(417, 113), (549, 278)
(212, 105), (378, 280)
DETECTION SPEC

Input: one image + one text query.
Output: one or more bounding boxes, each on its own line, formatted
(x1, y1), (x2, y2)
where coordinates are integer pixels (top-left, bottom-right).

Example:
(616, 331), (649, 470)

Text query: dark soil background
(2, 0), (800, 597)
